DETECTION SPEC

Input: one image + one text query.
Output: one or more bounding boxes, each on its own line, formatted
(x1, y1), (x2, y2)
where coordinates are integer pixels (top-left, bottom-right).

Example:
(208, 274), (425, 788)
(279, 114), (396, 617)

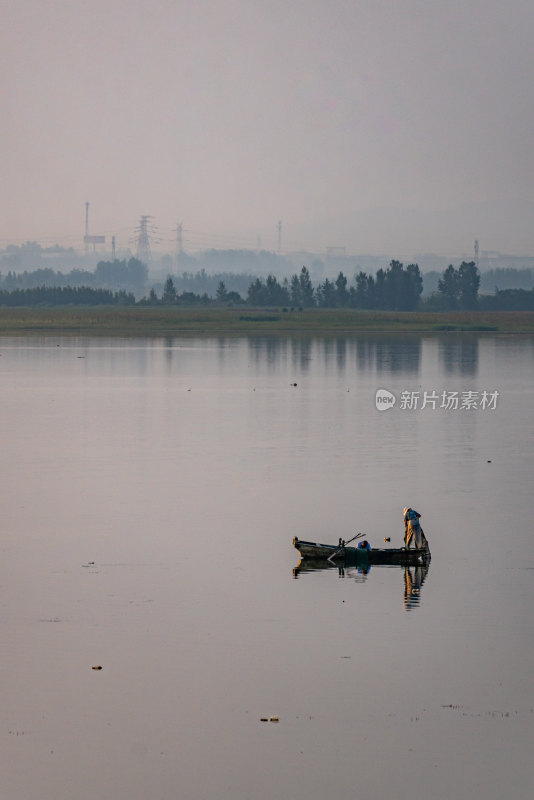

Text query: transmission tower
(135, 216), (154, 266)
(277, 220), (282, 254)
(474, 239), (479, 268)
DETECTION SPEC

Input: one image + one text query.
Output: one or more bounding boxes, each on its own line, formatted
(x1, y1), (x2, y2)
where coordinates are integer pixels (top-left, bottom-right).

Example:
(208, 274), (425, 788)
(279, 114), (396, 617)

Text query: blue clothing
(358, 541), (372, 551)
(405, 508), (420, 525)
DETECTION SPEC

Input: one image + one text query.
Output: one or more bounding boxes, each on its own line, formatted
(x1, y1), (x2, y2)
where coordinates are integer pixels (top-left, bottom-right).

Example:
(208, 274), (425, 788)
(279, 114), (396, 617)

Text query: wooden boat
(293, 537), (431, 566)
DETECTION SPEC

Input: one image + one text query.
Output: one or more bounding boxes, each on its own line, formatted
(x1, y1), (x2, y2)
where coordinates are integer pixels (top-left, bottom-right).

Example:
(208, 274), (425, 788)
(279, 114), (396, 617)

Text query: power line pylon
(135, 215), (154, 266)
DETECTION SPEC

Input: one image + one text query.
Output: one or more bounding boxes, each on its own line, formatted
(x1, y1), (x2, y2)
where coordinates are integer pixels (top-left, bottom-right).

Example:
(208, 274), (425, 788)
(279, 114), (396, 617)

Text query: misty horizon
(2, 2), (534, 255)
(3, 235), (534, 280)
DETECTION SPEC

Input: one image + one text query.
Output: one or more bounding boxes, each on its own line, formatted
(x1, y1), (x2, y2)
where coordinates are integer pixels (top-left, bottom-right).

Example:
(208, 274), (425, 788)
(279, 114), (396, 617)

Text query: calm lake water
(1, 333), (533, 800)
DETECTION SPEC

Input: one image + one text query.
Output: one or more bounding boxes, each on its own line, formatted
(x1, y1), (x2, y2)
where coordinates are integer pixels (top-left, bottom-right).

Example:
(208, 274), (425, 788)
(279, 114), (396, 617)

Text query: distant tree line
(0, 244), (291, 290)
(0, 258), (147, 295)
(480, 267), (534, 292)
(425, 265), (534, 295)
(136, 276), (245, 306)
(0, 286), (135, 306)
(3, 242), (534, 301)
(3, 258), (534, 310)
(245, 260), (424, 310)
(436, 262), (480, 309)
(1, 267), (96, 290)
(148, 264), (534, 310)
(477, 288), (534, 310)
(423, 261), (534, 310)
(140, 261), (424, 309)
(0, 259), (255, 300)
(152, 269), (256, 298)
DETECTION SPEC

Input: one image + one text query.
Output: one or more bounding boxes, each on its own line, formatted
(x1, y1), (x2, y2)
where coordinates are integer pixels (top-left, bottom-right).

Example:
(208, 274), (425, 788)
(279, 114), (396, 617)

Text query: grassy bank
(1, 306), (534, 336)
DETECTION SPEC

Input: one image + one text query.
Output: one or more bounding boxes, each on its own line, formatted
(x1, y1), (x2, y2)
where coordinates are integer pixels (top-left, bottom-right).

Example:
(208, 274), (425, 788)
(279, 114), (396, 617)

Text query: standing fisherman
(404, 507), (427, 549)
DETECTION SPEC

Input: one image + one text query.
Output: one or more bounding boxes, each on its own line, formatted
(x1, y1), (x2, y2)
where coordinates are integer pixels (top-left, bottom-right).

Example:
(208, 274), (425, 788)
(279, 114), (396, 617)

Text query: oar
(327, 532), (364, 563)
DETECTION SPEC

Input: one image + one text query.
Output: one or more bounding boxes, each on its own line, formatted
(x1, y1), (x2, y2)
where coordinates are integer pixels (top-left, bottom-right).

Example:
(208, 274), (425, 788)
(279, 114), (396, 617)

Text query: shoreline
(1, 306), (534, 336)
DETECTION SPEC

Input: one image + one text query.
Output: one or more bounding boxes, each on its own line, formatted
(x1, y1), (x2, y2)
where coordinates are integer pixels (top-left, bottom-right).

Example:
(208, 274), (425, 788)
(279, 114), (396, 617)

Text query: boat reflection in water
(292, 558), (430, 611)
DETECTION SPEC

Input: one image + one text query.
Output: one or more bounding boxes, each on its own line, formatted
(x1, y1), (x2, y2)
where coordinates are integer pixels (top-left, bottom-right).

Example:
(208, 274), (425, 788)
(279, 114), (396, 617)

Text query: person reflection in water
(403, 564), (428, 610)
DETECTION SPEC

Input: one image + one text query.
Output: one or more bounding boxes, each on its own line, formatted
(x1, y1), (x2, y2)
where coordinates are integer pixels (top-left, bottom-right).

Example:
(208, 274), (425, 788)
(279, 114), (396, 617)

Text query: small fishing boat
(293, 537), (431, 566)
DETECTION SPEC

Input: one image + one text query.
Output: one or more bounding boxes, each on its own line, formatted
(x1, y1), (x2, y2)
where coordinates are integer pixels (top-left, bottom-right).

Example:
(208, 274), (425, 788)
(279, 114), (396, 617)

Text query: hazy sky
(2, 0), (534, 257)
